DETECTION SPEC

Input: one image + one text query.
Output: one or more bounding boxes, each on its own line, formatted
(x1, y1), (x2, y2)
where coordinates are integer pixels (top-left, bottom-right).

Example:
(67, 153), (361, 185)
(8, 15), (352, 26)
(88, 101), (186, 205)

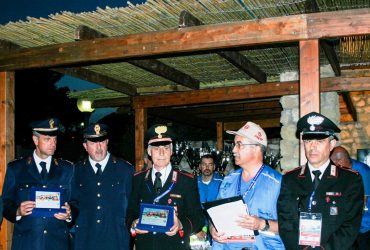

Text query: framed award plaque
(136, 203), (174, 233)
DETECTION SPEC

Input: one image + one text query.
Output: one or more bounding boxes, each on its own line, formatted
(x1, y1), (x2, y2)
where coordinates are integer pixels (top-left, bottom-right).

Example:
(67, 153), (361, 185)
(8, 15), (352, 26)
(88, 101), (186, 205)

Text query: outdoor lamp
(77, 99), (94, 113)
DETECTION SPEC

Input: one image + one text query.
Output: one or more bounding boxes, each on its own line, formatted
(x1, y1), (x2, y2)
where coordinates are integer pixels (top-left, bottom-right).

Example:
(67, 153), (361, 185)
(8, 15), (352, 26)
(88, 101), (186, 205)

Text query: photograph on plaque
(30, 187), (66, 217)
(136, 203), (174, 233)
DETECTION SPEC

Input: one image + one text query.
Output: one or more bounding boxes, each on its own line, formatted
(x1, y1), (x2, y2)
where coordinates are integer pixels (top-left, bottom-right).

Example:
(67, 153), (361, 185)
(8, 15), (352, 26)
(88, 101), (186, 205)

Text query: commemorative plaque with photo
(136, 203), (174, 233)
(30, 187), (66, 217)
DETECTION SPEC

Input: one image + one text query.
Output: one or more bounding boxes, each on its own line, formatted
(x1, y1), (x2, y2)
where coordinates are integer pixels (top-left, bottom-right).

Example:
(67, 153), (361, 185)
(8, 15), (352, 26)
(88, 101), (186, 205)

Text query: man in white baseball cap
(210, 121), (285, 250)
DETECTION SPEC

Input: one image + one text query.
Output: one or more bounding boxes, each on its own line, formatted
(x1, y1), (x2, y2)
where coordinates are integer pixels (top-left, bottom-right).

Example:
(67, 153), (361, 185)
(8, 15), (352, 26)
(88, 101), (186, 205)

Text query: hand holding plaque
(136, 203), (174, 233)
(30, 187), (66, 217)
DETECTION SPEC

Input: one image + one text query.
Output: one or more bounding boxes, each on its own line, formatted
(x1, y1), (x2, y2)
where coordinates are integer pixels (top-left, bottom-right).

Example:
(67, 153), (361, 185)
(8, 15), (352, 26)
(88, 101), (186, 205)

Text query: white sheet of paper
(207, 199), (254, 237)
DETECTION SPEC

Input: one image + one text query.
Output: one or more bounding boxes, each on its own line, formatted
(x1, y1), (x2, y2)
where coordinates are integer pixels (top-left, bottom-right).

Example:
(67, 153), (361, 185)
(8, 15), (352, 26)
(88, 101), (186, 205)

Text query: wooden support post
(216, 122), (224, 151)
(299, 39), (320, 165)
(135, 108), (147, 171)
(0, 71), (15, 250)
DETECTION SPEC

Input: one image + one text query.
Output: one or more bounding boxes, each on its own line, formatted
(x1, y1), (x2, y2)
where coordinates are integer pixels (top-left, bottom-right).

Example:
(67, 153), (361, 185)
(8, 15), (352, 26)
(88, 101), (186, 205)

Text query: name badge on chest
(299, 212), (322, 247)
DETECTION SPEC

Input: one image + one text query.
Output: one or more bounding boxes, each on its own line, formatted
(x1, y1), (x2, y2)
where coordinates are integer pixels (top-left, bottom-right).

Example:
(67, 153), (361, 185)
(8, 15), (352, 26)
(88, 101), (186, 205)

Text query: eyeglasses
(231, 142), (258, 149)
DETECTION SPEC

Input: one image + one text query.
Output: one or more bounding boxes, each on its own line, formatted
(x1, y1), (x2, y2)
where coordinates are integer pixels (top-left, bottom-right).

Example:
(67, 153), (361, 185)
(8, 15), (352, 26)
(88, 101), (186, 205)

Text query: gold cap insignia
(49, 119), (54, 129)
(94, 124), (101, 135)
(154, 125), (167, 139)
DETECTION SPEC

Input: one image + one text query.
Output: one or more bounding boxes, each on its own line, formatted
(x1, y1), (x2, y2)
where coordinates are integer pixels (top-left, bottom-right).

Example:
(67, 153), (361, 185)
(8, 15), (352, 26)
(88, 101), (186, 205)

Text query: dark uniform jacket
(277, 162), (364, 250)
(127, 167), (204, 250)
(69, 155), (134, 250)
(2, 156), (74, 250)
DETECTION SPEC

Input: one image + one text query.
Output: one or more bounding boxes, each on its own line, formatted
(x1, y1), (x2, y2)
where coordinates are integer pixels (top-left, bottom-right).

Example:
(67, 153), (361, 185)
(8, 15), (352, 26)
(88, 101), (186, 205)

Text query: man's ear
(329, 139), (337, 151)
(32, 135), (38, 145)
(147, 147), (151, 156)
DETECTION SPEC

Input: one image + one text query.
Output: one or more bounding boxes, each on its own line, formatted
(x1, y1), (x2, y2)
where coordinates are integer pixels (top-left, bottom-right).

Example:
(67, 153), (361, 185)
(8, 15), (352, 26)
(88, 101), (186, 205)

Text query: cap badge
(49, 119), (54, 129)
(307, 115), (324, 131)
(154, 125), (167, 139)
(94, 124), (101, 135)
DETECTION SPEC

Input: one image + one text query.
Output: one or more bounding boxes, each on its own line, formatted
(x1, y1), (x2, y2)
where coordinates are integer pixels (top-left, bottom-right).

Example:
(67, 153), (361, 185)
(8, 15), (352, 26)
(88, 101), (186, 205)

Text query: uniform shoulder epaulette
(341, 167), (360, 175)
(284, 166), (303, 174)
(8, 156), (24, 164)
(112, 156), (133, 166)
(178, 170), (195, 179)
(56, 158), (73, 165)
(134, 169), (150, 177)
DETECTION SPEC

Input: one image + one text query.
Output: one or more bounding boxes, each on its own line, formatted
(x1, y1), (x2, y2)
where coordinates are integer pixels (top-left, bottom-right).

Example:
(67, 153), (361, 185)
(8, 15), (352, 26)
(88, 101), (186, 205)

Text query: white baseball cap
(226, 121), (267, 147)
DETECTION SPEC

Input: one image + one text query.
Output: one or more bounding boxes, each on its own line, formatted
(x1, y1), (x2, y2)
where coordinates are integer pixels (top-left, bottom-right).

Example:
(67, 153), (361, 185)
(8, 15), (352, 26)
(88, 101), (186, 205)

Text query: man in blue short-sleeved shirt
(210, 121), (285, 250)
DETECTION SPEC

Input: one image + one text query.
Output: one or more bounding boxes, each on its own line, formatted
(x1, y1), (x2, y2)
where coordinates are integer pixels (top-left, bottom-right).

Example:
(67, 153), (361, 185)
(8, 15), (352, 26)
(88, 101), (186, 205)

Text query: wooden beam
(320, 40), (341, 76)
(341, 92), (357, 121)
(304, 1), (341, 76)
(92, 97), (131, 108)
(199, 108), (282, 120)
(0, 9), (369, 70)
(133, 76), (370, 109)
(54, 68), (137, 95)
(299, 39), (320, 116)
(149, 108), (214, 130)
(182, 100), (281, 115)
(135, 108), (146, 171)
(0, 39), (138, 96)
(75, 25), (107, 40)
(179, 10), (266, 83)
(224, 118), (281, 130)
(216, 122), (223, 151)
(76, 25), (200, 90)
(0, 71), (15, 250)
(128, 59), (200, 90)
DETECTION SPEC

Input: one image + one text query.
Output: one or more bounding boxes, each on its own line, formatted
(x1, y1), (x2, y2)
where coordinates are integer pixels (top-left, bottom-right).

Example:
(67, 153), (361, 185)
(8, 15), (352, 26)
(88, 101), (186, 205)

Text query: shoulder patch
(112, 156), (133, 166)
(134, 169), (150, 177)
(284, 166), (303, 175)
(178, 170), (194, 179)
(341, 167), (360, 175)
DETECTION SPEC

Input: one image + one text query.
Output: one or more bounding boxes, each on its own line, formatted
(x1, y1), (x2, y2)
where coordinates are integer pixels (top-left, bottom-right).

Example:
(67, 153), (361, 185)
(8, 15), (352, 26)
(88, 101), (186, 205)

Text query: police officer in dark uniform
(2, 118), (73, 250)
(69, 123), (134, 250)
(277, 112), (364, 250)
(127, 124), (204, 250)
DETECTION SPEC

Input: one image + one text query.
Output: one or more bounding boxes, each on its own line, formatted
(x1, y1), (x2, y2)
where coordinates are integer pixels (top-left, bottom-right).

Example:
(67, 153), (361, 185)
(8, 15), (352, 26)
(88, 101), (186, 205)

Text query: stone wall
(279, 92), (340, 171)
(339, 92), (370, 158)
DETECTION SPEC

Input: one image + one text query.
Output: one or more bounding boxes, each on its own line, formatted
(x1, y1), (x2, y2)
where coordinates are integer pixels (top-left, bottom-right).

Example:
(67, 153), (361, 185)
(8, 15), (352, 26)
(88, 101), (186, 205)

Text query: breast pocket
(17, 183), (37, 203)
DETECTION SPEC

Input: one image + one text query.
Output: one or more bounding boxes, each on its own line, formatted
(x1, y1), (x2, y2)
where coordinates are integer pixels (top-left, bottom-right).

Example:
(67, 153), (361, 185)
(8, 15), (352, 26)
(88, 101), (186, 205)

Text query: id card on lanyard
(299, 190), (322, 247)
(299, 212), (322, 247)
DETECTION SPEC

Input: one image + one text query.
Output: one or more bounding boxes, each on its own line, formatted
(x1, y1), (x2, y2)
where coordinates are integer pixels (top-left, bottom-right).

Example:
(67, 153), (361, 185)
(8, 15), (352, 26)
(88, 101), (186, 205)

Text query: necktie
(154, 172), (162, 194)
(40, 161), (48, 181)
(96, 163), (102, 176)
(312, 170), (321, 190)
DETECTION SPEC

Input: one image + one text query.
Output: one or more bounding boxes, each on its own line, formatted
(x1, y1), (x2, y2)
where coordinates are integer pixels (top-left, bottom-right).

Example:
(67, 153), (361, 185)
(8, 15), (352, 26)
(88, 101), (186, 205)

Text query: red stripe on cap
(148, 137), (172, 145)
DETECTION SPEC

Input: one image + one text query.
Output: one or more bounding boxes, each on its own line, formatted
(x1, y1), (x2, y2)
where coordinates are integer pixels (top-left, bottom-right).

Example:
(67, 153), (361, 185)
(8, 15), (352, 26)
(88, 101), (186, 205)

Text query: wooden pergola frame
(0, 8), (369, 249)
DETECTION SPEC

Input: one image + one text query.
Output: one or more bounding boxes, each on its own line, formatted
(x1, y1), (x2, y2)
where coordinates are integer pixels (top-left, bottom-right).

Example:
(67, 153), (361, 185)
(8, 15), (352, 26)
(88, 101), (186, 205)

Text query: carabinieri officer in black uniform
(69, 123), (134, 250)
(127, 124), (204, 250)
(2, 118), (73, 250)
(277, 112), (364, 250)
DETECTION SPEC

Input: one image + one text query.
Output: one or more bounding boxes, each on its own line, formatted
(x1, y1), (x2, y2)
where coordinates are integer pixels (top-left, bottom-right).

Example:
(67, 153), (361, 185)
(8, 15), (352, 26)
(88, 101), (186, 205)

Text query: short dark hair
(200, 154), (214, 162)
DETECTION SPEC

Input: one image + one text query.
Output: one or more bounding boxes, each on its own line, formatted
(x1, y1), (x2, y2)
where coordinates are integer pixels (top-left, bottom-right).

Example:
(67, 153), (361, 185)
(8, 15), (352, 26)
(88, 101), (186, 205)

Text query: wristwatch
(261, 219), (270, 231)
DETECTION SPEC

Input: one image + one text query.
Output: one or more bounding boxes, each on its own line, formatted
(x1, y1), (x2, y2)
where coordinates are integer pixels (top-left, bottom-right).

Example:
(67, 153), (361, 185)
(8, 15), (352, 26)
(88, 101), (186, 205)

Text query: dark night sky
(1, 0), (145, 25)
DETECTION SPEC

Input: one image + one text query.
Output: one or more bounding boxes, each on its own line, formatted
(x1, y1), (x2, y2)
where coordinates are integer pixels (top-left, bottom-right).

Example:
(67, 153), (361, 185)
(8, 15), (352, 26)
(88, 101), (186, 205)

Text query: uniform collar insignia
(329, 164), (337, 177)
(307, 115), (324, 131)
(54, 158), (58, 166)
(172, 170), (178, 183)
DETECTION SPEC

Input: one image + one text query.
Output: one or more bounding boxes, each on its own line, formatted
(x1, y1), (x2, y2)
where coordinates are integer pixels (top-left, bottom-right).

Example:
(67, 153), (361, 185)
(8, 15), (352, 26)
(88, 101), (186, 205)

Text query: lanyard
(237, 165), (264, 198)
(153, 182), (175, 203)
(308, 191), (316, 211)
